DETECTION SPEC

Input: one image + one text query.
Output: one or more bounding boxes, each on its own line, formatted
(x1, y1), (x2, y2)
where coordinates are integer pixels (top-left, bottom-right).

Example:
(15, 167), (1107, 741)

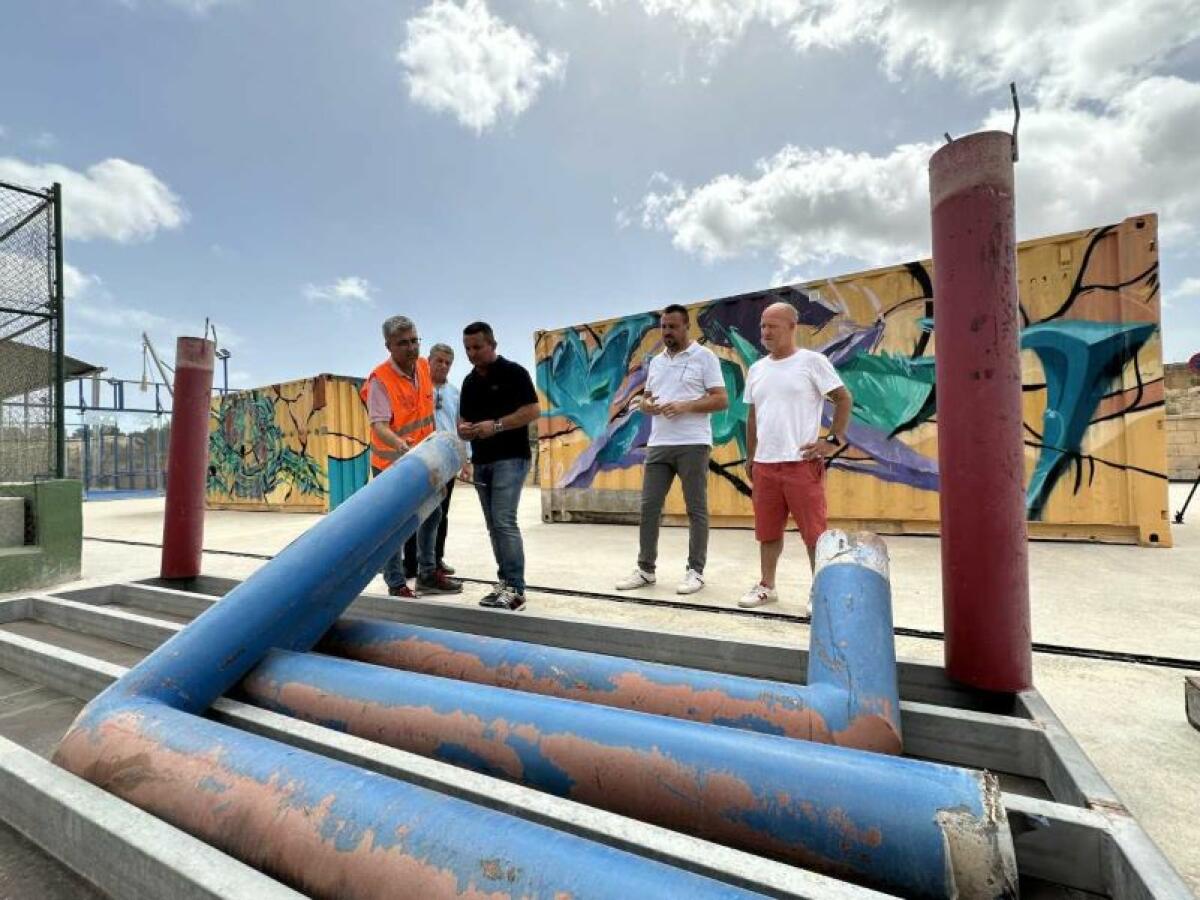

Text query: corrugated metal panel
(207, 375), (369, 514)
(537, 214), (1171, 546)
(324, 376), (371, 511)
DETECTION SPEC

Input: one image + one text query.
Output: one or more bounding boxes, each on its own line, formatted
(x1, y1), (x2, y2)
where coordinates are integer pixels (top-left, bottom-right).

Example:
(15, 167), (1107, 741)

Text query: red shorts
(751, 460), (827, 546)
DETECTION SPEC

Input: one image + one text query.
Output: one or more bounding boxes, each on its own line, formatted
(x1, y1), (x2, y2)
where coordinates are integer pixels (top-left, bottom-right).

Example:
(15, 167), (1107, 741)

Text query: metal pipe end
(173, 337), (216, 369)
(928, 130), (1015, 210)
(404, 432), (468, 522)
(814, 530), (889, 580)
(937, 772), (1020, 899)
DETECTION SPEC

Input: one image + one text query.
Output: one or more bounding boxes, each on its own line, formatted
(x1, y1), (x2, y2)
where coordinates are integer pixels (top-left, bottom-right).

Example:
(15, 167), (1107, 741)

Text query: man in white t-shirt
(616, 304), (728, 595)
(739, 302), (854, 609)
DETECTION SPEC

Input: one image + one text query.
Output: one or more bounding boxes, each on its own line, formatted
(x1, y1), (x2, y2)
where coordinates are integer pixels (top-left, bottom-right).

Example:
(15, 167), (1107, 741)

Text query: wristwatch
(493, 419), (504, 435)
(822, 434), (842, 447)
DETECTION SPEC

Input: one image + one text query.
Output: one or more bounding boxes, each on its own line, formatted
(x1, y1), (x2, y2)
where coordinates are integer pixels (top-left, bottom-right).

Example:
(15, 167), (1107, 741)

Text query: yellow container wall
(537, 214), (1171, 546)
(322, 376), (372, 511)
(207, 375), (370, 513)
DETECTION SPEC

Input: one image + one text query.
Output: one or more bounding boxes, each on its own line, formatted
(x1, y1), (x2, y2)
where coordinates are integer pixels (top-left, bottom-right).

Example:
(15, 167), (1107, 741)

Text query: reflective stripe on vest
(395, 414), (435, 437)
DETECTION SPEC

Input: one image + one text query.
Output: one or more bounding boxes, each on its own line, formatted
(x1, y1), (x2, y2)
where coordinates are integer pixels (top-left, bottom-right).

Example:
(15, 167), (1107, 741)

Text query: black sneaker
(497, 586), (526, 612)
(415, 572), (463, 595)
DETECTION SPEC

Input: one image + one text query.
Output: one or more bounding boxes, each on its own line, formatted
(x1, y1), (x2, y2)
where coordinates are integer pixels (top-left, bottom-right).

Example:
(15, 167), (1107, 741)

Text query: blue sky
(2, 0), (1198, 394)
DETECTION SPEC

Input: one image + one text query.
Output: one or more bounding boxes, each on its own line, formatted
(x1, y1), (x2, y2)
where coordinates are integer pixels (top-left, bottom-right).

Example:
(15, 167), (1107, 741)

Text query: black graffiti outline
(1040, 226), (1161, 323)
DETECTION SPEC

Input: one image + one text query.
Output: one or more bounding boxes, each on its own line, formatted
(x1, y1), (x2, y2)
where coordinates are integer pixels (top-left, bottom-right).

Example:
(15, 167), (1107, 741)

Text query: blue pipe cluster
(53, 433), (1017, 899)
(318, 531), (902, 752)
(54, 434), (767, 899)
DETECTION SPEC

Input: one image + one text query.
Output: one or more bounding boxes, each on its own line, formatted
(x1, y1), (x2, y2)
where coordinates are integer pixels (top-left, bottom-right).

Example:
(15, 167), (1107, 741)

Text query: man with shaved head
(739, 301), (853, 609)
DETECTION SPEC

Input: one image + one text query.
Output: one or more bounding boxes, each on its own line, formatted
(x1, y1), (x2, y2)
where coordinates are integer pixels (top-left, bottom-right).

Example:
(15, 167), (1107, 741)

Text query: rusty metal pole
(929, 132), (1032, 692)
(160, 337), (214, 579)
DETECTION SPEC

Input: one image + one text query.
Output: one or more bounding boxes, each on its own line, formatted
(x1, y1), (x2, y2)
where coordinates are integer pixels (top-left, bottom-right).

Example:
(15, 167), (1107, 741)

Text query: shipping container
(207, 374), (371, 513)
(536, 213), (1171, 546)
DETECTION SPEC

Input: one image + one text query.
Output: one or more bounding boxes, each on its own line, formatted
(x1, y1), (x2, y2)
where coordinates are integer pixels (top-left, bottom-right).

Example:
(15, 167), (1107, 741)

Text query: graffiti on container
(537, 220), (1166, 522)
(208, 387), (326, 504)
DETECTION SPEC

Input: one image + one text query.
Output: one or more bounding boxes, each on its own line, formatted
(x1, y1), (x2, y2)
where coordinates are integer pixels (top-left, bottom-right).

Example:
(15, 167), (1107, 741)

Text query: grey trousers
(638, 444), (710, 575)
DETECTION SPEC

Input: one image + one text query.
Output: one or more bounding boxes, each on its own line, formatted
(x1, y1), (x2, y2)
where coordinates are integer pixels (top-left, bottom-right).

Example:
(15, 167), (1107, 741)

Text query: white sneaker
(738, 582), (779, 608)
(615, 568), (656, 590)
(676, 569), (704, 595)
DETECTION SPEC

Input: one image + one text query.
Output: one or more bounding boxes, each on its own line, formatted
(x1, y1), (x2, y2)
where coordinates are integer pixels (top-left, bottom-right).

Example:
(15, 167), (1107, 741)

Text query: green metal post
(51, 183), (65, 480)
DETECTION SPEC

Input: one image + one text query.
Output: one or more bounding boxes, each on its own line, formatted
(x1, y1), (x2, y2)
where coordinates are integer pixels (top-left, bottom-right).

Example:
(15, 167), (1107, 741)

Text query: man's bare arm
(800, 386), (854, 460)
(479, 402), (540, 438)
(371, 421), (410, 455)
(660, 386), (728, 418)
(828, 386), (853, 441)
(746, 404), (757, 478)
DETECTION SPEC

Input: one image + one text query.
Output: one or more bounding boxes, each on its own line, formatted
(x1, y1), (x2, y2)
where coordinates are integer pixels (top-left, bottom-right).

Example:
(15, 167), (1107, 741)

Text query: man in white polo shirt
(616, 304), (728, 595)
(740, 301), (854, 609)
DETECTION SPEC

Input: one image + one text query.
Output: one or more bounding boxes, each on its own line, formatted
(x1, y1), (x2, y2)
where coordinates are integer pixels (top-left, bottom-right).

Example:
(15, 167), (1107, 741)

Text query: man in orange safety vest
(361, 314), (463, 598)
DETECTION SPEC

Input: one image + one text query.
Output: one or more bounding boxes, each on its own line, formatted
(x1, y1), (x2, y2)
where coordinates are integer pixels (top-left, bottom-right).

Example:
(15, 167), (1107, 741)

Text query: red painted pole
(929, 132), (1032, 692)
(160, 337), (215, 579)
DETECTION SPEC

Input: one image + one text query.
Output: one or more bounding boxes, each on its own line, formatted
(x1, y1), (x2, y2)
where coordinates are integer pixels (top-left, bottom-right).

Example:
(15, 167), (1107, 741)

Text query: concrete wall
(1165, 363), (1200, 481)
(0, 481), (82, 592)
(1168, 418), (1200, 481)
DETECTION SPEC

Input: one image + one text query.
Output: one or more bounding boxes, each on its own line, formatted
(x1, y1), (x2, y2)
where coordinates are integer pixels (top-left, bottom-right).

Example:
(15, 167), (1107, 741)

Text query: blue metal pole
(240, 646), (1012, 899)
(318, 533), (902, 753)
(56, 699), (763, 900)
(807, 531), (902, 748)
(89, 433), (464, 712)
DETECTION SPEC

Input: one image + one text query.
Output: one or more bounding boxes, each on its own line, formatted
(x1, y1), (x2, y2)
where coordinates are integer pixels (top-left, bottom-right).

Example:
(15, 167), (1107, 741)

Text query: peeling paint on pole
(320, 530), (902, 754)
(929, 131), (1033, 692)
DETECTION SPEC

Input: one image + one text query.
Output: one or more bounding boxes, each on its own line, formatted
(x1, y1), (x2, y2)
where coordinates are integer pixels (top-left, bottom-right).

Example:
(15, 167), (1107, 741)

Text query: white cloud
(1166, 276), (1200, 309)
(0, 157), (187, 243)
(636, 0), (804, 48)
(303, 275), (375, 306)
(783, 0), (1200, 104)
(634, 74), (1200, 271)
(597, 1), (1200, 105)
(398, 0), (567, 133)
(63, 263), (99, 301)
(635, 141), (932, 269)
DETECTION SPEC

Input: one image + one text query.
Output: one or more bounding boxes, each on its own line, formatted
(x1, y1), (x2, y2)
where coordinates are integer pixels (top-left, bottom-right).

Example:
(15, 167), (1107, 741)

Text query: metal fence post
(51, 183), (65, 480)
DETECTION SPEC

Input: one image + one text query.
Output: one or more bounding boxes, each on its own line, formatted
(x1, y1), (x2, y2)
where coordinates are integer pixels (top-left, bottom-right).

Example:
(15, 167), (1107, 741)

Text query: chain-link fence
(0, 180), (64, 481)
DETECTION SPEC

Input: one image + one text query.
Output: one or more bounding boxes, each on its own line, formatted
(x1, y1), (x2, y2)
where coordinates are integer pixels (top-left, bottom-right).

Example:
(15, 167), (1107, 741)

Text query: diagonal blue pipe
(57, 699), (763, 899)
(54, 434), (767, 899)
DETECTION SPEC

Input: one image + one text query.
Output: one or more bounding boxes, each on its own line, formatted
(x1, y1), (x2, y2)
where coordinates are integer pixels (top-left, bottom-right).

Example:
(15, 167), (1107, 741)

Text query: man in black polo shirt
(458, 321), (540, 611)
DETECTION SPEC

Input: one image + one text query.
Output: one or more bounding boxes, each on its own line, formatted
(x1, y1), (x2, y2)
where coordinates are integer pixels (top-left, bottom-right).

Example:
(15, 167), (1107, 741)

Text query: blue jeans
(474, 458), (530, 594)
(374, 467), (442, 589)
